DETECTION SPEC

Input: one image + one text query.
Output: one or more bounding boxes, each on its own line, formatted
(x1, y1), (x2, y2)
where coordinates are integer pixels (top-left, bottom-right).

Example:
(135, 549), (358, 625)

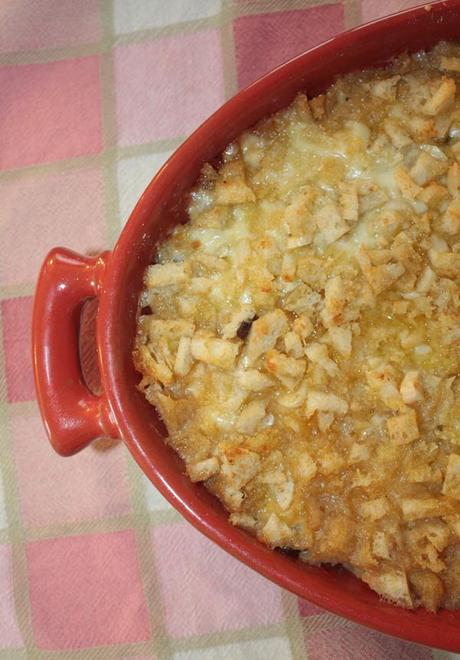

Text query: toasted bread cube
(292, 314), (313, 340)
(135, 344), (173, 386)
(339, 182), (359, 222)
(423, 77), (456, 115)
(328, 325), (352, 357)
(359, 497), (390, 521)
(383, 118), (412, 148)
(367, 75), (400, 100)
(146, 262), (189, 288)
(349, 443), (370, 464)
(317, 411), (334, 432)
(273, 478), (294, 511)
(281, 252), (297, 282)
(214, 160), (256, 205)
(278, 380), (308, 408)
(416, 265), (436, 293)
(310, 94), (326, 120)
(229, 512), (257, 530)
(409, 152), (448, 187)
(284, 331), (304, 358)
(296, 453), (318, 482)
(400, 371), (424, 404)
(447, 162), (460, 198)
(283, 187), (315, 238)
(361, 260), (406, 296)
(440, 198), (460, 235)
(237, 368), (274, 391)
(265, 349), (306, 387)
(315, 202), (350, 246)
(372, 532), (391, 560)
(261, 513), (291, 546)
(305, 342), (339, 377)
(221, 308), (255, 340)
(174, 336), (194, 376)
(306, 391), (348, 418)
(394, 166), (423, 200)
(236, 399), (266, 435)
(430, 250), (460, 278)
(187, 457), (220, 482)
(400, 498), (446, 521)
(442, 454), (460, 500)
(220, 447), (261, 487)
(322, 275), (346, 327)
(387, 410), (420, 444)
(191, 333), (239, 369)
(409, 570), (444, 612)
(245, 309), (289, 364)
(419, 182), (449, 208)
(362, 571), (412, 608)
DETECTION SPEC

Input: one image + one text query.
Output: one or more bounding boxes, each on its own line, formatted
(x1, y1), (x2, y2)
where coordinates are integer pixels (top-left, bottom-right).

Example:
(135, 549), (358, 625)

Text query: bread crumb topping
(135, 42), (460, 611)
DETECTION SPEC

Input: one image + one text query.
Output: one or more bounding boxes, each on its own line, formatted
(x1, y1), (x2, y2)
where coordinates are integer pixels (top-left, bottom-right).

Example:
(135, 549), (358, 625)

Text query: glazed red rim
(33, 0), (460, 651)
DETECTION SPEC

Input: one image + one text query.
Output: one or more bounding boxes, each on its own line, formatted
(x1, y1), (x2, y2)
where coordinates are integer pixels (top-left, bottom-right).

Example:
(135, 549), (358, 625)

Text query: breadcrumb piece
(423, 77), (456, 115)
(359, 497), (390, 521)
(191, 333), (240, 369)
(236, 400), (266, 434)
(237, 368), (274, 391)
(315, 202), (350, 246)
(400, 371), (424, 404)
(327, 325), (352, 357)
(245, 310), (289, 364)
(394, 166), (423, 200)
(265, 349), (306, 387)
(400, 498), (448, 521)
(261, 513), (291, 546)
(220, 447), (261, 487)
(363, 571), (412, 608)
(387, 410), (420, 444)
(409, 152), (448, 186)
(306, 391), (348, 418)
(305, 342), (339, 377)
(174, 336), (194, 376)
(339, 182), (359, 222)
(187, 457), (220, 482)
(439, 198), (460, 235)
(296, 453), (318, 482)
(442, 454), (460, 500)
(146, 262), (190, 288)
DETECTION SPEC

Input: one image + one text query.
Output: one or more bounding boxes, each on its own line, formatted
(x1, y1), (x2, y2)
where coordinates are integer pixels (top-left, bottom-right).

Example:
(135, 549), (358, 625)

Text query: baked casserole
(134, 42), (460, 611)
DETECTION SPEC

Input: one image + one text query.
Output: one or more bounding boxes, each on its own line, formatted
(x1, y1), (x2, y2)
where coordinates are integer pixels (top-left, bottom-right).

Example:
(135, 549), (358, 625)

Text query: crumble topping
(135, 42), (460, 611)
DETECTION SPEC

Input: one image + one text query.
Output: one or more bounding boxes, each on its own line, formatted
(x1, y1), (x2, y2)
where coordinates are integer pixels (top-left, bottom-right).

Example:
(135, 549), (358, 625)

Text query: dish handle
(32, 247), (118, 456)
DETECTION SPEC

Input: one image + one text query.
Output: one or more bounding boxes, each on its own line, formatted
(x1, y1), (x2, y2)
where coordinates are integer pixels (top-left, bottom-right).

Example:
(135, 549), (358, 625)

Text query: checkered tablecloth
(0, 0), (456, 658)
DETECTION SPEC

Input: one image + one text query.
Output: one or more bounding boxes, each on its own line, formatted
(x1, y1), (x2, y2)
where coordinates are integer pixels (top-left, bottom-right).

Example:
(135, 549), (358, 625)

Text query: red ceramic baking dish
(33, 0), (460, 650)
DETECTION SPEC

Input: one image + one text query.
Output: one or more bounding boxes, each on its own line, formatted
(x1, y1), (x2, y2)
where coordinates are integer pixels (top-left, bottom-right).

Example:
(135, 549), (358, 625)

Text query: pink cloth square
(27, 531), (151, 650)
(234, 4), (345, 89)
(298, 598), (325, 617)
(151, 522), (284, 638)
(114, 29), (224, 145)
(12, 411), (131, 527)
(0, 545), (23, 649)
(361, 0), (422, 22)
(306, 625), (433, 660)
(0, 0), (101, 53)
(0, 167), (105, 286)
(2, 297), (35, 403)
(0, 57), (102, 170)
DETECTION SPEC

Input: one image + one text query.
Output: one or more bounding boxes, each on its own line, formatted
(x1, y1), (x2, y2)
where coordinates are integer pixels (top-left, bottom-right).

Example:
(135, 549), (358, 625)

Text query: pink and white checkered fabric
(0, 0), (448, 658)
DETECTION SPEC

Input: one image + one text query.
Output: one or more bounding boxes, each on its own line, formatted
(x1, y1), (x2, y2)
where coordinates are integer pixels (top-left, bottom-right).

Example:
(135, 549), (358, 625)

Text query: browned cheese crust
(135, 43), (460, 611)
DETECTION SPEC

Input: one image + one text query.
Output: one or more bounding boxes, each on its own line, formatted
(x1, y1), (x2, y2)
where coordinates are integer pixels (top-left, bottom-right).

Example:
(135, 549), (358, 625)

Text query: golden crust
(135, 42), (460, 611)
